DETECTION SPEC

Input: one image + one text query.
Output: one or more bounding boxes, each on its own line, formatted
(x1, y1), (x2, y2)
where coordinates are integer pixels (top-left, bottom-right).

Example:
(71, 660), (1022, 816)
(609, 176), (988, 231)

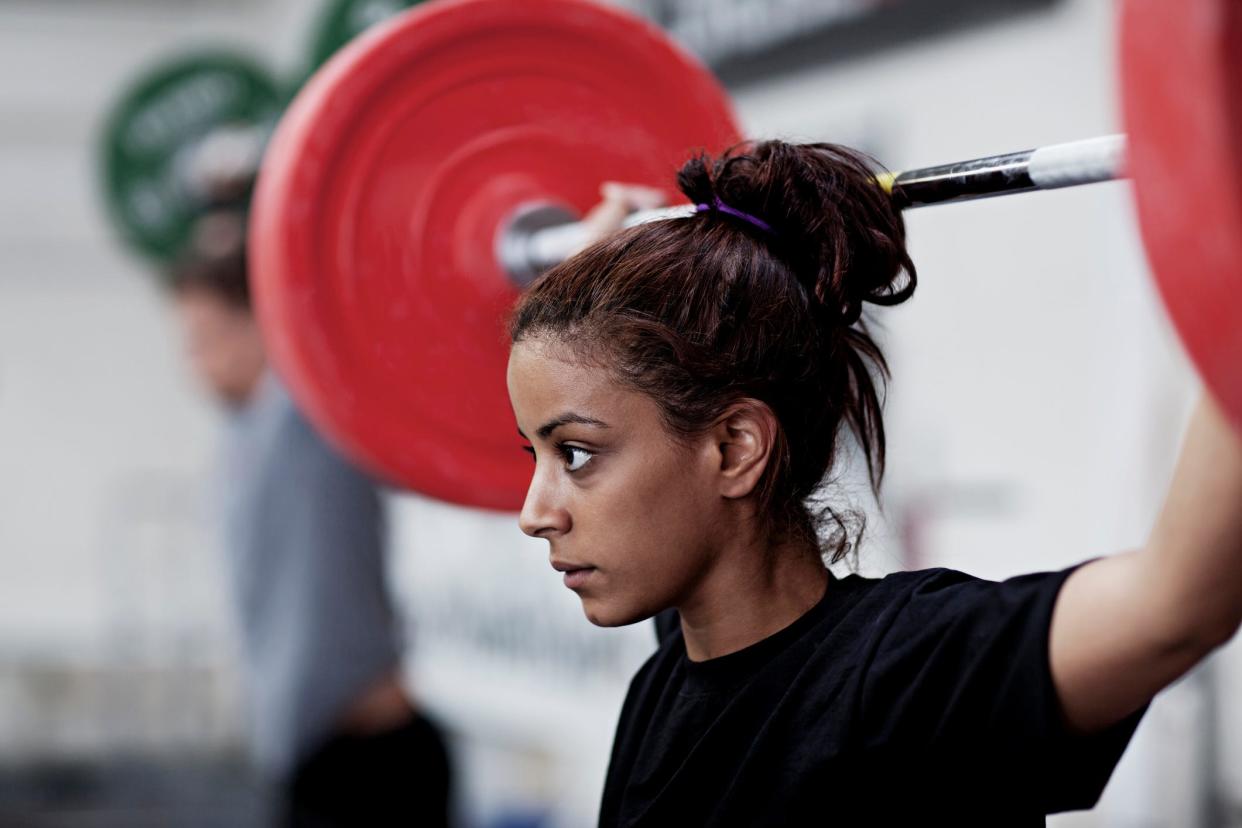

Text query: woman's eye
(521, 445), (535, 461)
(562, 446), (593, 472)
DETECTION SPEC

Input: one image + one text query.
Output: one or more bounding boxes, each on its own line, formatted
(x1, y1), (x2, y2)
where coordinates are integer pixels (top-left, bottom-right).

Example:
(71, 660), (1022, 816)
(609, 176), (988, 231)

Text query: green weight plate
(100, 51), (282, 263)
(306, 0), (425, 72)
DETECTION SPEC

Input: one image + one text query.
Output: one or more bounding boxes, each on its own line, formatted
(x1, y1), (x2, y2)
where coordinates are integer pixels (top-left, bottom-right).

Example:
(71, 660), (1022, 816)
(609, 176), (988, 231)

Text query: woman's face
(507, 339), (727, 627)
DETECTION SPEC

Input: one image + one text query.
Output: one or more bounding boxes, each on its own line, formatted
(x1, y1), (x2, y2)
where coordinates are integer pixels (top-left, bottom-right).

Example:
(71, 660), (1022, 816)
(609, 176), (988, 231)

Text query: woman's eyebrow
(536, 413), (609, 439)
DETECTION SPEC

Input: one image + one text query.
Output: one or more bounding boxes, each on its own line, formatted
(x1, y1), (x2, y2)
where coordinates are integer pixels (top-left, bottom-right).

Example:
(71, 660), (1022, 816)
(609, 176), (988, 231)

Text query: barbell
(245, 0), (1240, 511)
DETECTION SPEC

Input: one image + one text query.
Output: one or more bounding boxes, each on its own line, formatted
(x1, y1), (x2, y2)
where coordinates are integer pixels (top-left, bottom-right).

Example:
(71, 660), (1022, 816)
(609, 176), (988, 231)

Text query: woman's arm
(1050, 392), (1242, 732)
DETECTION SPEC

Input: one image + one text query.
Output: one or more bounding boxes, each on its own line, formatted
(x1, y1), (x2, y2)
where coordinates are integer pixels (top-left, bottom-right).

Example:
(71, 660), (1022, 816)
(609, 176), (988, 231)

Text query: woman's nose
(518, 465), (571, 538)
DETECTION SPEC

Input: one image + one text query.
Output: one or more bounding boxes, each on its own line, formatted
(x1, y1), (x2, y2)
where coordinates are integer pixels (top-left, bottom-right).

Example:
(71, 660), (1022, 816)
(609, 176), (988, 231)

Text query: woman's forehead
(508, 341), (607, 409)
(508, 341), (652, 431)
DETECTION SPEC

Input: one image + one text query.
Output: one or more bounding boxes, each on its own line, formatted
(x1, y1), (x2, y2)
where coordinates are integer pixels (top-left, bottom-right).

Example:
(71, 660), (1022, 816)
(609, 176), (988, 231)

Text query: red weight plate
(1121, 0), (1242, 431)
(251, 0), (741, 509)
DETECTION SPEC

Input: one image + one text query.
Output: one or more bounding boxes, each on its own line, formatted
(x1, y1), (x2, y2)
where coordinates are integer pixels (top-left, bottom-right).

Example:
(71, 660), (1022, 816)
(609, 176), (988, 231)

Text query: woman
(506, 141), (1242, 825)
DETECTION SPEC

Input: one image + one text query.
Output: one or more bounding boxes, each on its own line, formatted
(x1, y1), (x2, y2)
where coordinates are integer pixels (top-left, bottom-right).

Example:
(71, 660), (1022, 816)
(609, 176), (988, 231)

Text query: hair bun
(676, 141), (916, 326)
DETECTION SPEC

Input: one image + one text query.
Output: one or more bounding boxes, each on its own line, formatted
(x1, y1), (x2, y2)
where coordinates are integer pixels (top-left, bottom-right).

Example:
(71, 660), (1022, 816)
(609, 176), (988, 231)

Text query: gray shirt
(219, 375), (400, 780)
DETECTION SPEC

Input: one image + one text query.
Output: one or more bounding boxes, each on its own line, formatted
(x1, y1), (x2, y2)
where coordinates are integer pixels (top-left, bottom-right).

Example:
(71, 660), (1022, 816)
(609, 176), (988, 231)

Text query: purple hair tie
(695, 198), (774, 236)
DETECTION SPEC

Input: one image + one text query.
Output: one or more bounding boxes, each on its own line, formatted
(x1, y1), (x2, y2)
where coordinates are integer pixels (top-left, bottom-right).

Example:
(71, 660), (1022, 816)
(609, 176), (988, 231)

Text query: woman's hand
(1050, 393), (1242, 732)
(573, 181), (667, 254)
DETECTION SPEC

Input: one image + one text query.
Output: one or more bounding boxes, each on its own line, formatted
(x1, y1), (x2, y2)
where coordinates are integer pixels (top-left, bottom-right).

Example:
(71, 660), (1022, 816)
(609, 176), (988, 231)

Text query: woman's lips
(551, 558), (596, 590)
(562, 567), (596, 589)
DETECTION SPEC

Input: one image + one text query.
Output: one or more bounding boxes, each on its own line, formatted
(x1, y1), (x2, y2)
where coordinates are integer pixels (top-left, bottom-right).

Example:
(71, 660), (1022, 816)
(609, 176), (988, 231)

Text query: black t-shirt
(600, 565), (1146, 826)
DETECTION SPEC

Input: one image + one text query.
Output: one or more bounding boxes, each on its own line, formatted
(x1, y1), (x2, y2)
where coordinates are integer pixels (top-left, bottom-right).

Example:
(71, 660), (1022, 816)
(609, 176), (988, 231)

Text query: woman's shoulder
(835, 564), (1078, 643)
(824, 565), (983, 624)
(647, 566), (991, 654)
(837, 563), (1078, 612)
(634, 564), (1076, 696)
(842, 564), (980, 592)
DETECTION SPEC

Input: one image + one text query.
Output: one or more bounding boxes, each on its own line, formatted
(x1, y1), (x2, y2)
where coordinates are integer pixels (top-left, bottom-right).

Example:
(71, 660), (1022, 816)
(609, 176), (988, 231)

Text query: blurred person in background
(168, 213), (452, 828)
(164, 182), (660, 825)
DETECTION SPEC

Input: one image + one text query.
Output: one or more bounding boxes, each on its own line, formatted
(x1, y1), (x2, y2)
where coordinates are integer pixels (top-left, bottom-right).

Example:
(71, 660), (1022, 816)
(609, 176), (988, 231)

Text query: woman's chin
(580, 597), (649, 628)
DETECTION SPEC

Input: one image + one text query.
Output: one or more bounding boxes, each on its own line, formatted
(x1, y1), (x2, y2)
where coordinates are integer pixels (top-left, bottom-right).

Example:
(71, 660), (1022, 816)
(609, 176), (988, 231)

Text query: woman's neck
(677, 535), (830, 662)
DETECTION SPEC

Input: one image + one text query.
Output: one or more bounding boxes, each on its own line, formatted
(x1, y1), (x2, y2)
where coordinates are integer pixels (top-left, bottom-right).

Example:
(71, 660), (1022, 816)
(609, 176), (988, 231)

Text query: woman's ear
(711, 399), (779, 499)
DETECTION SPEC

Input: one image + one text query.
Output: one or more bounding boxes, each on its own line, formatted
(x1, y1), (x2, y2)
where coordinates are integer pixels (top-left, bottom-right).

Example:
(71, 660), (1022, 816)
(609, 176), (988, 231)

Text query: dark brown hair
(510, 140), (915, 562)
(166, 210), (251, 309)
(167, 247), (251, 310)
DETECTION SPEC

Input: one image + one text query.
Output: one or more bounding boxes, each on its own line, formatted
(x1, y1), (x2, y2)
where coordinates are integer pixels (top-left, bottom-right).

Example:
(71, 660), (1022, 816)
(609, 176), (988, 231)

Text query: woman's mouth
(551, 558), (597, 590)
(562, 567), (596, 589)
